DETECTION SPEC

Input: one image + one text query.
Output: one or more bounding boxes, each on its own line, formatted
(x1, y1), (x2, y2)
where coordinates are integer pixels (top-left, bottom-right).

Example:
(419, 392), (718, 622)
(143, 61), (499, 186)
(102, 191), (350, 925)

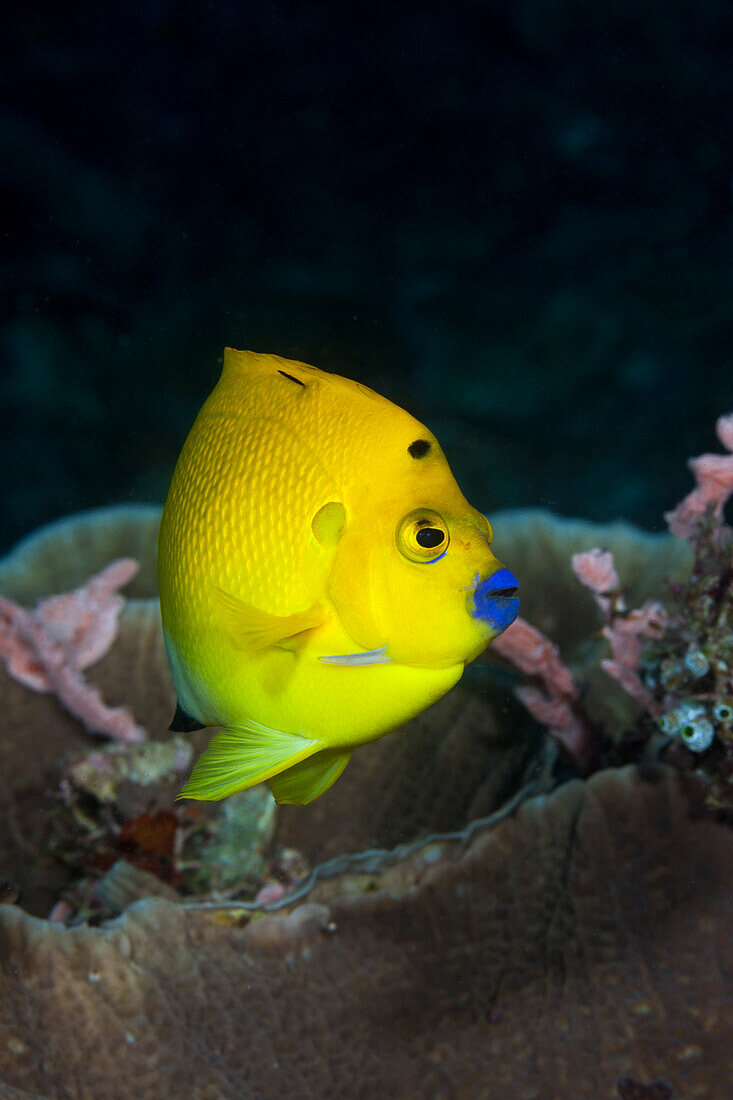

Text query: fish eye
(396, 510), (450, 563)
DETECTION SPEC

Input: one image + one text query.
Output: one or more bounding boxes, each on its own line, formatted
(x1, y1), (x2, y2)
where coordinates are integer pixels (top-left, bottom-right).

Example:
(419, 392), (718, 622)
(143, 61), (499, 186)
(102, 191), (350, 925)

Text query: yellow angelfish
(157, 349), (519, 805)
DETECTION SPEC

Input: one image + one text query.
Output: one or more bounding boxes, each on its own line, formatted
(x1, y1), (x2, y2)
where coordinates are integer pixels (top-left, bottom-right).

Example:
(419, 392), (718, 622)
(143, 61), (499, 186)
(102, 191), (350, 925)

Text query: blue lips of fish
(468, 567), (520, 634)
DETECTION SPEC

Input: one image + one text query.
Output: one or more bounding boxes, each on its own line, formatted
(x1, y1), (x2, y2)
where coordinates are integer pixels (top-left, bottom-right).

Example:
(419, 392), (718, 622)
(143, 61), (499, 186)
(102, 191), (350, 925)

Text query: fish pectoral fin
(178, 719), (320, 802)
(318, 646), (392, 666)
(269, 748), (352, 805)
(214, 588), (325, 651)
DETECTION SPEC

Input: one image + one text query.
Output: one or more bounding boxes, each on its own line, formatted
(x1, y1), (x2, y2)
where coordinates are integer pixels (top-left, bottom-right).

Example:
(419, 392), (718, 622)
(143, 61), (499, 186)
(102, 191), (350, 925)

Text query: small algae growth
(188, 787), (277, 893)
(66, 737), (193, 804)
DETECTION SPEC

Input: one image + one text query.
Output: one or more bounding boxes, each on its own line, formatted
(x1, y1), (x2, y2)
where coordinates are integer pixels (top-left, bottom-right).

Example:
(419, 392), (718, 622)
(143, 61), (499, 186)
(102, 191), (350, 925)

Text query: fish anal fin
(214, 588), (325, 651)
(178, 719), (320, 802)
(169, 701), (206, 733)
(269, 748), (351, 805)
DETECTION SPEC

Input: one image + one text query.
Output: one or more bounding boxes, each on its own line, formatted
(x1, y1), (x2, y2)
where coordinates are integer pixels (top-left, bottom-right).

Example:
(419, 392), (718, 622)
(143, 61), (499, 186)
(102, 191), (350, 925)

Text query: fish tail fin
(269, 749), (352, 805)
(178, 719), (320, 802)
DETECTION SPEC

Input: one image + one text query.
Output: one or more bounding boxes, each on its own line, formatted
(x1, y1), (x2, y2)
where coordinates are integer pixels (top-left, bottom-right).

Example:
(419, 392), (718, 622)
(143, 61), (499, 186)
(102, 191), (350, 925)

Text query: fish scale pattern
(163, 393), (335, 624)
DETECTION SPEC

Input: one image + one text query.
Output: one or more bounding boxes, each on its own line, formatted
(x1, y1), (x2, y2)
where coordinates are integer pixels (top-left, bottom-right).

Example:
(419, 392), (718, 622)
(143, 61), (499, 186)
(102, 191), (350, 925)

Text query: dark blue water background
(2, 1), (731, 553)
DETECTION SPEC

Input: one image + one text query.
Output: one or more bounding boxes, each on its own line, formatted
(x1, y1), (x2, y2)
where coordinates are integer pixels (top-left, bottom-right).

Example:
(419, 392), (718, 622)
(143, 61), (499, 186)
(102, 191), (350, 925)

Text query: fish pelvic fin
(269, 748), (352, 805)
(169, 701), (206, 733)
(214, 588), (326, 651)
(178, 719), (320, 802)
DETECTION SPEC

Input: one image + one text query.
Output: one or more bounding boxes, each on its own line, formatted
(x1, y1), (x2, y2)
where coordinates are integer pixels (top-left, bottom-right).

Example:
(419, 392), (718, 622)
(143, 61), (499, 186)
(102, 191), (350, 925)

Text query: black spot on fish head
(408, 439), (431, 459)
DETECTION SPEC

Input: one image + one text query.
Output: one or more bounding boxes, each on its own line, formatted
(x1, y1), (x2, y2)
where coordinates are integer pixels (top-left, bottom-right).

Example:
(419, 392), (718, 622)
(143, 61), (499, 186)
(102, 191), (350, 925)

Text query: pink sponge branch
(0, 559), (145, 742)
(491, 617), (595, 774)
(571, 548), (621, 618)
(0, 559), (139, 690)
(664, 413), (733, 541)
(489, 616), (578, 694)
(572, 548), (667, 714)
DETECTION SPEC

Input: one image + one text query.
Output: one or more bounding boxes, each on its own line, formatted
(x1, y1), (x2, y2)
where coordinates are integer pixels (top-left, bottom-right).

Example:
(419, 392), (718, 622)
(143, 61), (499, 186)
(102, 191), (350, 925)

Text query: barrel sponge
(1, 506), (726, 1099)
(0, 766), (731, 1098)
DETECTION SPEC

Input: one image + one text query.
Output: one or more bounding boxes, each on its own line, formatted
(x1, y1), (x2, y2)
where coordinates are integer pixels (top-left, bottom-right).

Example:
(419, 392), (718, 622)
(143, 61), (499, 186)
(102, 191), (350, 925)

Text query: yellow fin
(269, 748), (352, 805)
(214, 588), (325, 651)
(178, 719), (320, 801)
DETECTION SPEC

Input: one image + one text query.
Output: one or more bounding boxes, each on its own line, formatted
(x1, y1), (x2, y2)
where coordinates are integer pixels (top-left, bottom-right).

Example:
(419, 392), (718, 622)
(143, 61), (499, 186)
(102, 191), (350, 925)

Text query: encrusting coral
(492, 412), (733, 811)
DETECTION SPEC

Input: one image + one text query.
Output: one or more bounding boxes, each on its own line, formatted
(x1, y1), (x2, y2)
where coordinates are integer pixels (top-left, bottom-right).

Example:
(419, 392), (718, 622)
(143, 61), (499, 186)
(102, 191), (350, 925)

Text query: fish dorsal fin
(214, 588), (325, 651)
(269, 748), (352, 805)
(318, 646), (392, 666)
(178, 719), (320, 801)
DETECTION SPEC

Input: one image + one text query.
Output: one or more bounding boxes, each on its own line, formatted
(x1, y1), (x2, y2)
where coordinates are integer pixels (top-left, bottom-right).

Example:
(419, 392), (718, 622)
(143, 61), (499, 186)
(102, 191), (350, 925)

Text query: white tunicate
(713, 699), (733, 723)
(679, 715), (715, 753)
(667, 701), (706, 732)
(659, 660), (681, 686)
(657, 712), (675, 735)
(683, 648), (710, 679)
